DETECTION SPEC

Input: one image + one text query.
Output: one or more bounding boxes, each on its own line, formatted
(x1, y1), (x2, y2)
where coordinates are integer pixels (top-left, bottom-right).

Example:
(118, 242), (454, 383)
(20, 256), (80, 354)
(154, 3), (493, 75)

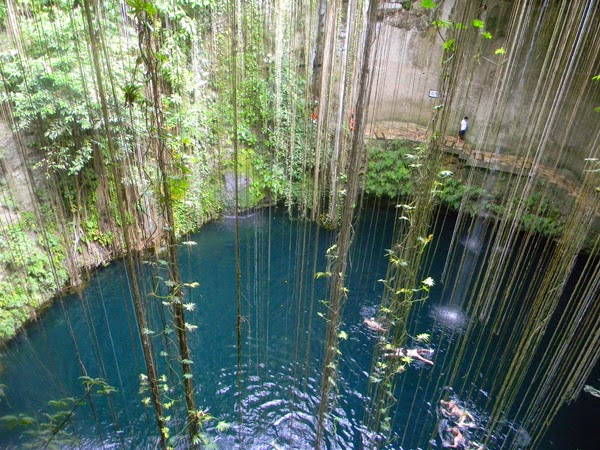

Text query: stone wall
(370, 1), (600, 183)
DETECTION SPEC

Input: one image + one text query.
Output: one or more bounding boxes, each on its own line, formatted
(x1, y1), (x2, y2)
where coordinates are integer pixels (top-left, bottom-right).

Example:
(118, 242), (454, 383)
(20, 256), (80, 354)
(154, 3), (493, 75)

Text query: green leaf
(421, 0), (437, 9)
(216, 421), (231, 432)
(443, 39), (455, 51)
(315, 271), (332, 279)
(416, 333), (431, 343)
(0, 415), (18, 423)
(432, 19), (452, 28)
(495, 47), (506, 55)
(48, 400), (70, 409)
(472, 19), (485, 29)
(338, 330), (349, 340)
(481, 31), (493, 39)
(592, 74), (600, 81)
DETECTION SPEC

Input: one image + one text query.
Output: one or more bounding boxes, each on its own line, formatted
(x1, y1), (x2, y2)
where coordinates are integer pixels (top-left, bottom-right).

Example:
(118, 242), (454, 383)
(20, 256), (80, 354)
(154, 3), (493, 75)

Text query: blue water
(0, 206), (596, 449)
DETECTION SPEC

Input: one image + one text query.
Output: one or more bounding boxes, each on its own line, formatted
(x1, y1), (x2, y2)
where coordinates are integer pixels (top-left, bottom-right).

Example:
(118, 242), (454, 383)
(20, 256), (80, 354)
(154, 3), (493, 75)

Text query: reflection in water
(222, 212), (258, 219)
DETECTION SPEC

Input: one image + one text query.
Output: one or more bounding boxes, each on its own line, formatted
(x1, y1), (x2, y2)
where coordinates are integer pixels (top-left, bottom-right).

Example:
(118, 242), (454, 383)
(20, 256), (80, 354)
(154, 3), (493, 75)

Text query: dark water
(0, 206), (596, 449)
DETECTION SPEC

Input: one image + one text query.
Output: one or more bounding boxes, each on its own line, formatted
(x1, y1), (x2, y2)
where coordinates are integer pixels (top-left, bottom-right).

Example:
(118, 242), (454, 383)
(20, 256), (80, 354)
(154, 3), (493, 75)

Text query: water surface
(0, 206), (596, 449)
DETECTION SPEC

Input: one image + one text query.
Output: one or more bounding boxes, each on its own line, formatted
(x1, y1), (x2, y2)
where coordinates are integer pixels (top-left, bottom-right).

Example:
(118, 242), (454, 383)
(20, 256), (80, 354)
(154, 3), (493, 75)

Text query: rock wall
(0, 120), (35, 220)
(370, 1), (600, 183)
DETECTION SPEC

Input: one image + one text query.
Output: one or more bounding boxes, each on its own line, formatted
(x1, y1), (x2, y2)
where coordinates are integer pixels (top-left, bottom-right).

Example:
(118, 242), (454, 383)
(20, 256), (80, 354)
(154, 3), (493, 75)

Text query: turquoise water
(0, 206), (596, 449)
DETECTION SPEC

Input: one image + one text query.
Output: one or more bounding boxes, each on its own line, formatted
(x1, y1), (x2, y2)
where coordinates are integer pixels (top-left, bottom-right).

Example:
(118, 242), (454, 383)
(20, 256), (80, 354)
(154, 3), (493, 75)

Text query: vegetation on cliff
(0, 1), (598, 449)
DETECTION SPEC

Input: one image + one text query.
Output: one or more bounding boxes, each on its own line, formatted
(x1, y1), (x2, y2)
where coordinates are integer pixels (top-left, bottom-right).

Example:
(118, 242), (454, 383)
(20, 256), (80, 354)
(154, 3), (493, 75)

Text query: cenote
(0, 206), (596, 449)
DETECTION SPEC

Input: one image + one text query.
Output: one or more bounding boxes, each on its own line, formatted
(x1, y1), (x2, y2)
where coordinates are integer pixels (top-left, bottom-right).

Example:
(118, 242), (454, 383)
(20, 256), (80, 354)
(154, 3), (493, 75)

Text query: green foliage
(521, 213), (564, 237)
(126, 0), (159, 17)
(0, 2), (132, 259)
(0, 377), (115, 448)
(432, 175), (489, 211)
(0, 220), (69, 339)
(435, 177), (566, 239)
(432, 19), (452, 29)
(472, 19), (485, 29)
(205, 1), (312, 213)
(429, 14), (493, 52)
(0, 2), (6, 26)
(520, 192), (564, 237)
(216, 421), (231, 432)
(443, 39), (456, 52)
(593, 76), (600, 113)
(421, 0), (437, 9)
(0, 414), (36, 430)
(415, 333), (431, 343)
(0, 282), (33, 340)
(0, 224), (62, 290)
(364, 140), (421, 198)
(249, 152), (287, 201)
(80, 190), (115, 247)
(0, 7), (104, 177)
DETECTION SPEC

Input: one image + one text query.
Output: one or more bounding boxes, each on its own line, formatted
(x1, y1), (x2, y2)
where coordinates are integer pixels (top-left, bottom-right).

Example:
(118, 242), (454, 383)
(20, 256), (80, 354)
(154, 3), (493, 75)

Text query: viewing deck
(366, 121), (585, 200)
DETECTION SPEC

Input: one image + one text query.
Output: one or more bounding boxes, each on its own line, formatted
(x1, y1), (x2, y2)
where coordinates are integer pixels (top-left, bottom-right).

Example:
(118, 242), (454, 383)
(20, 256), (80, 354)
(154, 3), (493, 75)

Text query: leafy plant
(364, 140), (421, 198)
(0, 377), (115, 449)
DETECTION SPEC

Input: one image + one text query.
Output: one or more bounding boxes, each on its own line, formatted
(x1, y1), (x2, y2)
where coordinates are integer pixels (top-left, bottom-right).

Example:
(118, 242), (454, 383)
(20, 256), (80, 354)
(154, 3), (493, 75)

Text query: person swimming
(440, 400), (476, 428)
(448, 426), (466, 448)
(385, 347), (434, 365)
(439, 401), (483, 450)
(364, 317), (386, 332)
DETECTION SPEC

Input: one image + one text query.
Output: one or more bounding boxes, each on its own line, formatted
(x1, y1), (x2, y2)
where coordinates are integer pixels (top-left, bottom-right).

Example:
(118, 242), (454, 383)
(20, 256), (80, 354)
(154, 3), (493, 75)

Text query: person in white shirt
(458, 116), (469, 141)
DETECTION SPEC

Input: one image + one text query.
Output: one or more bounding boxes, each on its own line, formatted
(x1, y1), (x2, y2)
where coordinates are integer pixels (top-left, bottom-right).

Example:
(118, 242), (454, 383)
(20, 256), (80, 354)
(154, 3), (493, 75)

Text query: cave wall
(370, 1), (600, 183)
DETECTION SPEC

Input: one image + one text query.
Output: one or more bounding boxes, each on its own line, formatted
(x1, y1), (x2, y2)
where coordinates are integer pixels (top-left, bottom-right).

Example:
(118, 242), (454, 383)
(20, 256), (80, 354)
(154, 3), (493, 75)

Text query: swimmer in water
(457, 412), (477, 429)
(448, 426), (466, 448)
(440, 400), (476, 428)
(386, 348), (434, 365)
(364, 317), (386, 332)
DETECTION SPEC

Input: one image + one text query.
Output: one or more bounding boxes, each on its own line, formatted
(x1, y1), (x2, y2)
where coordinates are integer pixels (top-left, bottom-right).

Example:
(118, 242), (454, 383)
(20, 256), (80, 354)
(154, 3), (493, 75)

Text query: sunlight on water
(429, 305), (469, 332)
